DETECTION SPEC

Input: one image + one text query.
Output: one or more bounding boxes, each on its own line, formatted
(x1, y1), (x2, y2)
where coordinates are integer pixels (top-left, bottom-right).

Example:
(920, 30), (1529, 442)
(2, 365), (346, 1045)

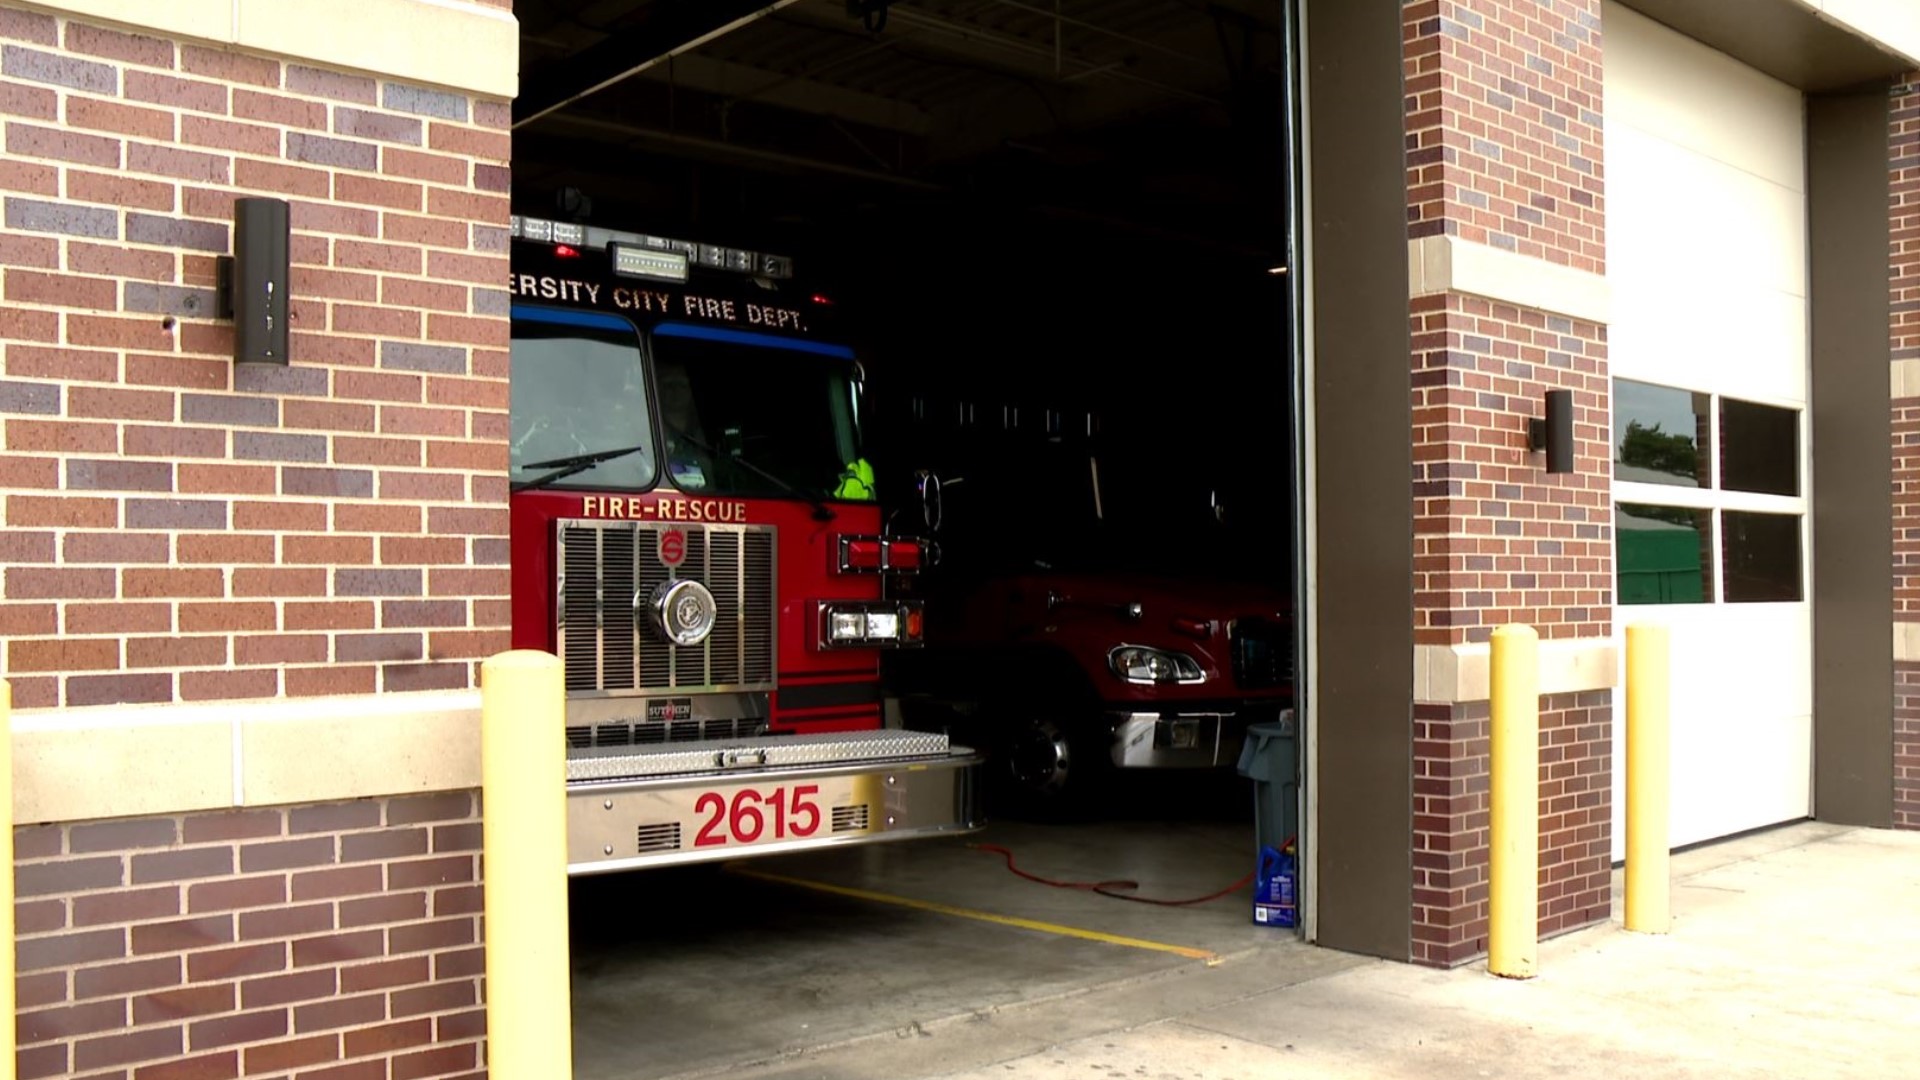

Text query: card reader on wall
(220, 197), (291, 366)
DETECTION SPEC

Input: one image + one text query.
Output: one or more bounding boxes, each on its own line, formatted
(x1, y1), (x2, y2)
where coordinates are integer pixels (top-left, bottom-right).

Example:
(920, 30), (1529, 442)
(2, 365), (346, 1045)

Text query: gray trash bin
(1235, 709), (1299, 927)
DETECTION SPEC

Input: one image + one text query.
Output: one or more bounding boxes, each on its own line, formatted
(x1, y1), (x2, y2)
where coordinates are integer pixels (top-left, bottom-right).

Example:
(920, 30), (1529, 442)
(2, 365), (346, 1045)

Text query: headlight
(864, 611), (901, 641)
(1108, 645), (1206, 685)
(829, 610), (867, 642)
(817, 600), (924, 649)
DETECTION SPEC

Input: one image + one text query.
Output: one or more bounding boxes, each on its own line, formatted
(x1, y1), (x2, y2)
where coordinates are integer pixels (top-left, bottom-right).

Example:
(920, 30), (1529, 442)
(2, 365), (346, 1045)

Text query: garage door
(1604, 2), (1812, 856)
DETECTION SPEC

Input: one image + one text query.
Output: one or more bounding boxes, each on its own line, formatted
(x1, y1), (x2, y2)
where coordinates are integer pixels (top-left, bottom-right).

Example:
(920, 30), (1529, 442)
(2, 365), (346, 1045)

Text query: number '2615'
(693, 785), (823, 847)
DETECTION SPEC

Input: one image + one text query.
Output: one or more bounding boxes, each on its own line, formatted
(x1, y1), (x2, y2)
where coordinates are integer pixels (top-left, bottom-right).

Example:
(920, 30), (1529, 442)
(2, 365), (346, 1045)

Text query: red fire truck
(505, 214), (981, 874)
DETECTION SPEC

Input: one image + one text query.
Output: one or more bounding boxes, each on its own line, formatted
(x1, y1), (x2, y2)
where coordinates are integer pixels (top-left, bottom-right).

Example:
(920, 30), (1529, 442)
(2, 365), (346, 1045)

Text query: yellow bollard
(481, 651), (574, 1079)
(1625, 624), (1671, 933)
(1488, 625), (1539, 979)
(2, 679), (14, 1080)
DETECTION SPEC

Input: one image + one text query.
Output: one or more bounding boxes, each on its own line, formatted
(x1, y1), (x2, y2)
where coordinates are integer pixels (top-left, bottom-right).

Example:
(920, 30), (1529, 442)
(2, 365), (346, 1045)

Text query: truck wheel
(996, 713), (1106, 818)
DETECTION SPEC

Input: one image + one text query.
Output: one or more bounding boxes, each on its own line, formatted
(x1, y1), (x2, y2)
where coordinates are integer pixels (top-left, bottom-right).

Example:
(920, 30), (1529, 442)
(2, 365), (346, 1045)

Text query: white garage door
(1604, 2), (1813, 858)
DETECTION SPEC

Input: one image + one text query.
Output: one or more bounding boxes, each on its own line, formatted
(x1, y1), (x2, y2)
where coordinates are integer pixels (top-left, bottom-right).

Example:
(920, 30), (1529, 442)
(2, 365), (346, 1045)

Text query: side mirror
(917, 470), (943, 533)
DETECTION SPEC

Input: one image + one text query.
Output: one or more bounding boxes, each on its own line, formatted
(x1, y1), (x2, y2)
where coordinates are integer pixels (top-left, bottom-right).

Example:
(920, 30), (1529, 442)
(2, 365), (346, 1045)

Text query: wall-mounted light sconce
(1527, 389), (1574, 474)
(219, 197), (291, 366)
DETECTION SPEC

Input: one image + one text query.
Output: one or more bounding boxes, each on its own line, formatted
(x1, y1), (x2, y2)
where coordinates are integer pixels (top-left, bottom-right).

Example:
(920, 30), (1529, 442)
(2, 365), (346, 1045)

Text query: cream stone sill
(10, 690), (481, 825)
(1408, 235), (1612, 325)
(22, 0), (518, 98)
(1415, 637), (1620, 705)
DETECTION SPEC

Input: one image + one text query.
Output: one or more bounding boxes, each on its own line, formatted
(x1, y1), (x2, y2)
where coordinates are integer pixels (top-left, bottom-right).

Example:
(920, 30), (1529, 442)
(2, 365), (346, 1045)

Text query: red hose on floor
(968, 843), (1255, 907)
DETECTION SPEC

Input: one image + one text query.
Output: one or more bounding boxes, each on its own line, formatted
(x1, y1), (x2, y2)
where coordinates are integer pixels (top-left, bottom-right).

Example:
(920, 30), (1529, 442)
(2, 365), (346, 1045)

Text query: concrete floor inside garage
(566, 779), (1321, 1080)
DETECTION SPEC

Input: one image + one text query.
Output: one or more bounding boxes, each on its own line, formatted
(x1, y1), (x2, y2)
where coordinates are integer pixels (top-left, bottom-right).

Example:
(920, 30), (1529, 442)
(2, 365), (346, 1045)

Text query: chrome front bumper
(564, 729), (982, 874)
(1106, 706), (1283, 769)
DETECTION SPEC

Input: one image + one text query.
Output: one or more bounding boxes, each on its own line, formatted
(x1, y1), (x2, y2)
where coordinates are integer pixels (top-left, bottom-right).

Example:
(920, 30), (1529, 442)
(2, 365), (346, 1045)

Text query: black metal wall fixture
(218, 196), (292, 366)
(1528, 389), (1574, 474)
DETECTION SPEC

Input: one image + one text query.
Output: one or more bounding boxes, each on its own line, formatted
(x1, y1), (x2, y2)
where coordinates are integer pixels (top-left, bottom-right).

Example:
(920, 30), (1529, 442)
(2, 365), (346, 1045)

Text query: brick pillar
(0, 8), (512, 709)
(1404, 0), (1615, 965)
(1893, 75), (1920, 831)
(2, 4), (515, 1075)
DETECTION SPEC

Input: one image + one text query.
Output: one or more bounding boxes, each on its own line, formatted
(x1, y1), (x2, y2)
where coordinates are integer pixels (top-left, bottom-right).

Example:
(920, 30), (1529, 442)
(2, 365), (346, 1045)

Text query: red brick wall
(1412, 691), (1612, 966)
(0, 9), (512, 710)
(1894, 76), (1920, 829)
(1405, 0), (1614, 964)
(1403, 0), (1605, 273)
(1411, 293), (1611, 648)
(1895, 663), (1920, 830)
(13, 793), (485, 1080)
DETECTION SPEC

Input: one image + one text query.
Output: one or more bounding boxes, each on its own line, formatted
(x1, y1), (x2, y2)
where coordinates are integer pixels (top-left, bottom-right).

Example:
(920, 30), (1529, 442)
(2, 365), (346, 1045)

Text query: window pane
(1720, 398), (1800, 497)
(509, 311), (657, 491)
(1616, 503), (1712, 605)
(1722, 511), (1803, 603)
(1614, 380), (1711, 488)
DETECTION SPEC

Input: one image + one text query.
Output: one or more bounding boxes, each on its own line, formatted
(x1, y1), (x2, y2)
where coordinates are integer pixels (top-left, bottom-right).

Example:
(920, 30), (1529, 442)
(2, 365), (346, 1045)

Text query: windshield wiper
(511, 442), (652, 493)
(666, 424), (836, 522)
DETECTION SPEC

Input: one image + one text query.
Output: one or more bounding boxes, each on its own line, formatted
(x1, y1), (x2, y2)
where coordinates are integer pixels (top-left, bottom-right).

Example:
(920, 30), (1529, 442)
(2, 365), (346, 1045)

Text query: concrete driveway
(630, 821), (1918, 1080)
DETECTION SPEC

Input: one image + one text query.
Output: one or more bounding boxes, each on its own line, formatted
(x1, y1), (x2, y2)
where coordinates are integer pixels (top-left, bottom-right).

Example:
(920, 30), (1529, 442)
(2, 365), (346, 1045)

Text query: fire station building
(0, 0), (1915, 1076)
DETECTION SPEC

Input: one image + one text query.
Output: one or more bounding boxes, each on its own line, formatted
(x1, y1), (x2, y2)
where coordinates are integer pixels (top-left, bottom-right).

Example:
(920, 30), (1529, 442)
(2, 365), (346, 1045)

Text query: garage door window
(1613, 378), (1805, 606)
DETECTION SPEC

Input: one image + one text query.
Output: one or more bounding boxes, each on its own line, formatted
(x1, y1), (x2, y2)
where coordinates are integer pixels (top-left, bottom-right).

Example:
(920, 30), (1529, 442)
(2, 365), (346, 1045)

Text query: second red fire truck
(505, 214), (980, 873)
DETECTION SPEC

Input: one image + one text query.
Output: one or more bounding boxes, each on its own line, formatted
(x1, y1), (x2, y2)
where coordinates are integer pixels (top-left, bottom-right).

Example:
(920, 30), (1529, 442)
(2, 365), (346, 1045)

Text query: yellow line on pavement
(728, 867), (1222, 965)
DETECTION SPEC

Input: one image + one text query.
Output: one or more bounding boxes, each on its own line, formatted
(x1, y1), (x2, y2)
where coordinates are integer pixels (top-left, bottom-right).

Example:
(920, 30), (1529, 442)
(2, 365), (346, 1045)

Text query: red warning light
(810, 293), (834, 306)
(555, 244), (582, 258)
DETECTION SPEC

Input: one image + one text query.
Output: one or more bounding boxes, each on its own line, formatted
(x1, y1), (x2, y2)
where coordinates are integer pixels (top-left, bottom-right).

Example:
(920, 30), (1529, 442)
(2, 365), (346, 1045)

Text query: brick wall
(1412, 691), (1612, 966)
(13, 793), (485, 1080)
(0, 8), (512, 710)
(1410, 293), (1611, 647)
(1893, 76), (1920, 829)
(1895, 664), (1920, 830)
(1405, 0), (1614, 964)
(1403, 0), (1605, 273)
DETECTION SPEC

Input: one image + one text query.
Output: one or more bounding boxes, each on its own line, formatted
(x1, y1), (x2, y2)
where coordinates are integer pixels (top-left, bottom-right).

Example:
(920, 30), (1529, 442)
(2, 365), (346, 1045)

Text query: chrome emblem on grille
(645, 578), (717, 647)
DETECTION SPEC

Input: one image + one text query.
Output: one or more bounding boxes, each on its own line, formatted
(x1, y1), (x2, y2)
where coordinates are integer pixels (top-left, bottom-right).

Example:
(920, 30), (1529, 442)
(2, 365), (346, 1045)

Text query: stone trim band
(9, 691), (482, 825)
(1415, 637), (1619, 705)
(1408, 235), (1612, 325)
(19, 0), (519, 96)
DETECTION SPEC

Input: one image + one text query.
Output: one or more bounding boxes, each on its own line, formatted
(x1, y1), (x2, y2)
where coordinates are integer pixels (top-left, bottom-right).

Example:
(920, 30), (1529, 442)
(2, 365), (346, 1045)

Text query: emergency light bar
(511, 215), (794, 280)
(610, 243), (689, 283)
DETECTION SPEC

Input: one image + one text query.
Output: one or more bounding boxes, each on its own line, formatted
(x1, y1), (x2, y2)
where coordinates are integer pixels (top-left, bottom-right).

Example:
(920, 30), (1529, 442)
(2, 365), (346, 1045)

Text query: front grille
(557, 520), (777, 694)
(1229, 617), (1295, 690)
(566, 717), (771, 749)
(832, 805), (869, 833)
(637, 822), (681, 853)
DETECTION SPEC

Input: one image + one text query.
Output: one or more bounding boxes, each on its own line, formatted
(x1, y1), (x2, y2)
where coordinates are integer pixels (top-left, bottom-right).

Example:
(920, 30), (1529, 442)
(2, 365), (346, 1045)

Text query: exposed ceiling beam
(524, 112), (1277, 258)
(882, 7), (1223, 104)
(514, 0), (806, 130)
(539, 111), (945, 190)
(634, 51), (933, 135)
(972, 0), (1224, 73)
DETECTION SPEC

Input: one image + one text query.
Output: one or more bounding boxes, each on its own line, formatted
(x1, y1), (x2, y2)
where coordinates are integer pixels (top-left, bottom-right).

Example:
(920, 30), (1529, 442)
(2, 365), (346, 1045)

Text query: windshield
(509, 307), (657, 490)
(936, 442), (1256, 577)
(650, 324), (864, 499)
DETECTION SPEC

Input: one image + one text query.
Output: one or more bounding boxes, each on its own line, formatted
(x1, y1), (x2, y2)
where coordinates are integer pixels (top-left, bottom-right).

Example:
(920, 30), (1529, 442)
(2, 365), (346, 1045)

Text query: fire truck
(505, 214), (981, 874)
(874, 408), (1297, 815)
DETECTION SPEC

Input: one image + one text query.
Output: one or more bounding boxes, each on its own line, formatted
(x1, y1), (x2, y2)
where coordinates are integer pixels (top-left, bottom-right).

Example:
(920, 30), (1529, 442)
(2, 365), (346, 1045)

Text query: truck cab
(878, 419), (1295, 813)
(505, 215), (980, 872)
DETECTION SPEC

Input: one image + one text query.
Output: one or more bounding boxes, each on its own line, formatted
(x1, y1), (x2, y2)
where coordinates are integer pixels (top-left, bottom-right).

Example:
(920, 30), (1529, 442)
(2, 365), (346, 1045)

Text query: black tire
(989, 709), (1109, 820)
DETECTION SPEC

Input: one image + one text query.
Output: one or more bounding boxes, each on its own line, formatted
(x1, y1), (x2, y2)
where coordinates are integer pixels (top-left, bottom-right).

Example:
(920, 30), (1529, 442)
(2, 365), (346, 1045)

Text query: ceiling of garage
(509, 0), (1293, 259)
